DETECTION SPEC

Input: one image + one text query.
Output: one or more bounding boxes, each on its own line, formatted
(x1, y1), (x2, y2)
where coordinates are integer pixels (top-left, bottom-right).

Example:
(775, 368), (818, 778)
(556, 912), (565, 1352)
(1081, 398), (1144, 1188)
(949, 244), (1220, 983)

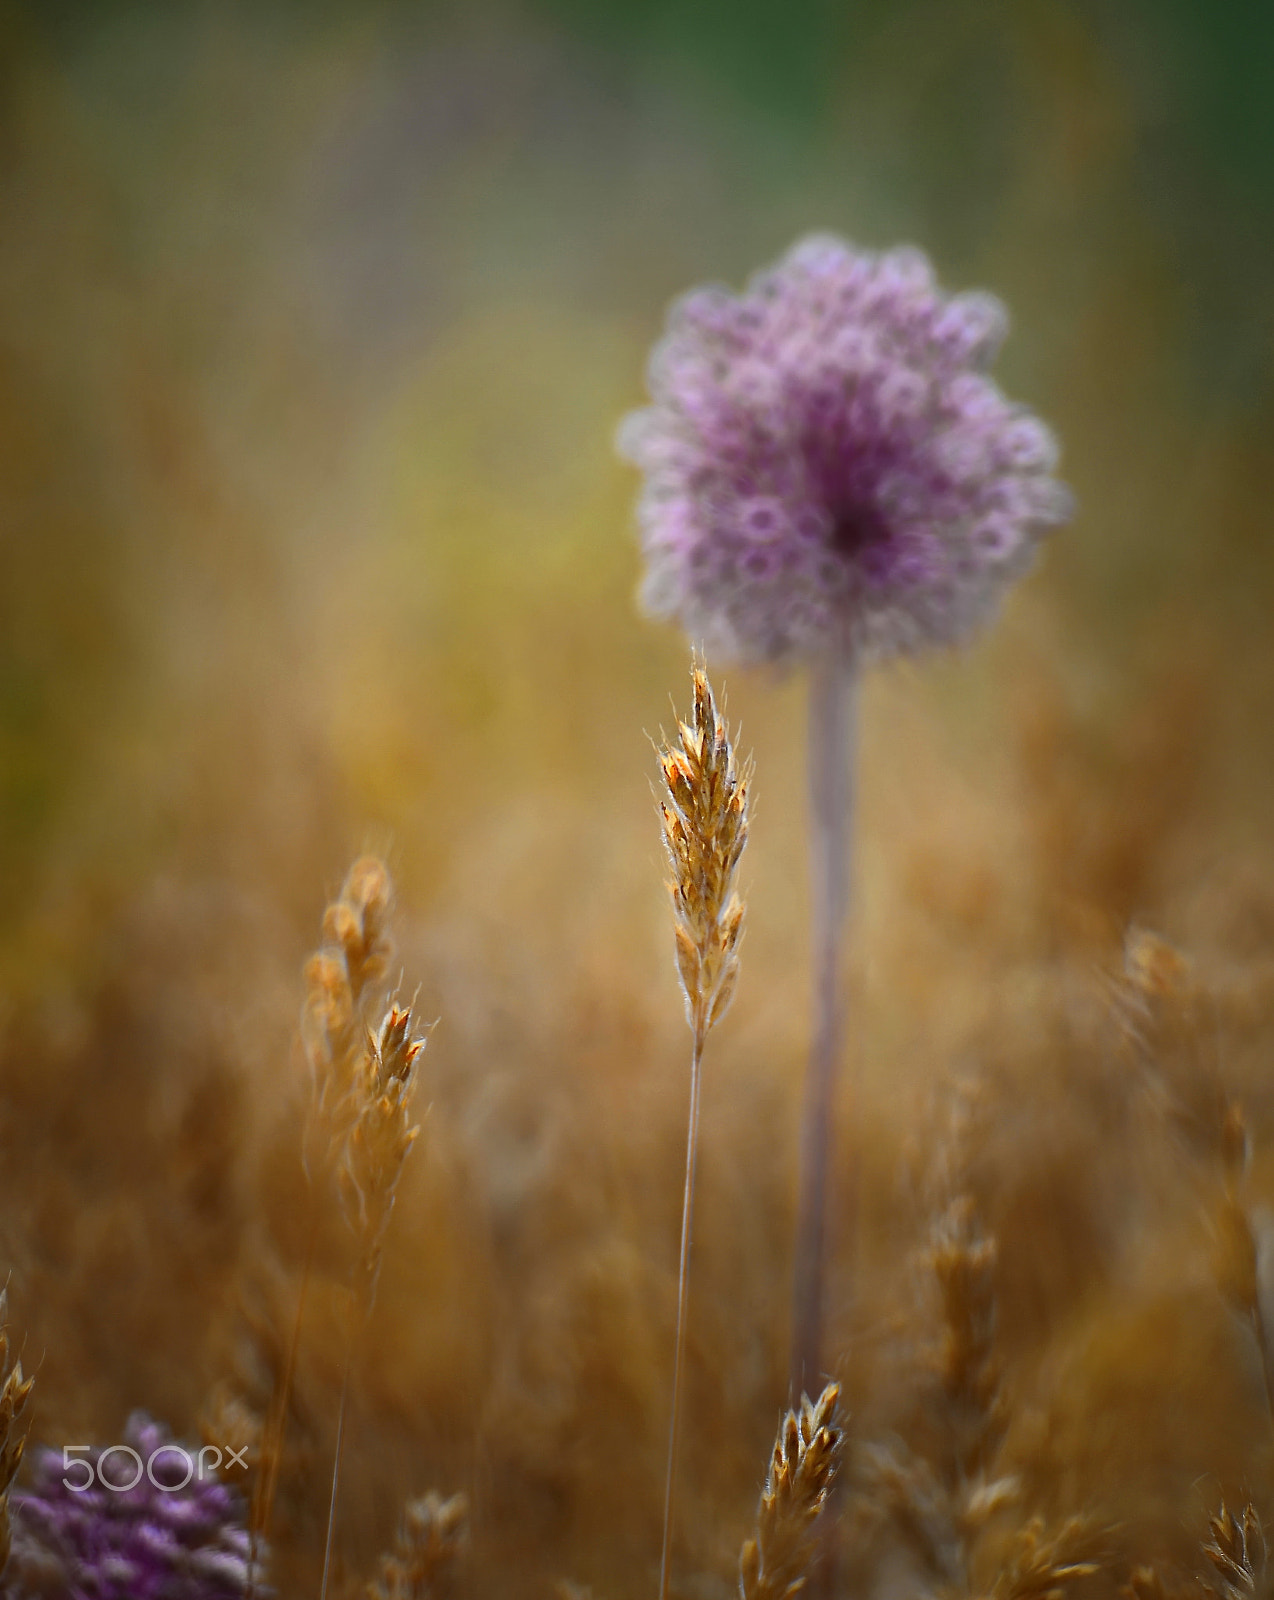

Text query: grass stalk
(320, 999), (429, 1600)
(655, 658), (751, 1600)
(738, 1382), (844, 1600)
(658, 1030), (705, 1600)
(320, 1307), (360, 1600)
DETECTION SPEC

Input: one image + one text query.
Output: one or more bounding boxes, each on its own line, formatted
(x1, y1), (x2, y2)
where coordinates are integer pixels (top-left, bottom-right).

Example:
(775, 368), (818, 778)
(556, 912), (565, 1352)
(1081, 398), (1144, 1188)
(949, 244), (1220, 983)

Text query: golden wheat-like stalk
(983, 1517), (1100, 1600)
(657, 658), (751, 1600)
(0, 1288), (34, 1579)
(319, 893), (430, 1600)
(739, 1382), (845, 1600)
(927, 1197), (1005, 1485)
(245, 858), (400, 1600)
(1122, 1566), (1182, 1600)
(1115, 934), (1274, 1600)
(303, 856), (397, 1179)
(1122, 1503), (1264, 1600)
(1119, 929), (1274, 1426)
(657, 657), (751, 1047)
(367, 1491), (470, 1600)
(1201, 1504), (1265, 1600)
(858, 1193), (1016, 1592)
(338, 1001), (429, 1305)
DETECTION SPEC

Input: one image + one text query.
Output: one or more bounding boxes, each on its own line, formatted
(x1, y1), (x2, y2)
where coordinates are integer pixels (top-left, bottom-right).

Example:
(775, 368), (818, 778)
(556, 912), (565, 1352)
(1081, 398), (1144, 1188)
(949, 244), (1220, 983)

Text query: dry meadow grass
(1, 7), (1273, 1600)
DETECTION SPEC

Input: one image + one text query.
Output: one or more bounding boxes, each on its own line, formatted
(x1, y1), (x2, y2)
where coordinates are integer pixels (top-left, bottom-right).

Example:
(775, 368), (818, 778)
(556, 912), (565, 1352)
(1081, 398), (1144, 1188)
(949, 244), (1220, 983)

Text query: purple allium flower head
(618, 234), (1073, 665)
(2, 1414), (264, 1600)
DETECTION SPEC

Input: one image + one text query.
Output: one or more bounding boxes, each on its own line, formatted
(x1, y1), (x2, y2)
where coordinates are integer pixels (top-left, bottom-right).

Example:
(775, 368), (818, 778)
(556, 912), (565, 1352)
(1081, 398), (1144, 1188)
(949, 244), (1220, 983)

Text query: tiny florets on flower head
(617, 234), (1073, 666)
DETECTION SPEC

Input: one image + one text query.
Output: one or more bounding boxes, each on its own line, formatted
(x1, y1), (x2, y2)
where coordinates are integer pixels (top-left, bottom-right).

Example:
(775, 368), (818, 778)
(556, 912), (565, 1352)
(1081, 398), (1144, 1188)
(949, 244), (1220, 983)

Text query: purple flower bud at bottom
(1, 1414), (265, 1600)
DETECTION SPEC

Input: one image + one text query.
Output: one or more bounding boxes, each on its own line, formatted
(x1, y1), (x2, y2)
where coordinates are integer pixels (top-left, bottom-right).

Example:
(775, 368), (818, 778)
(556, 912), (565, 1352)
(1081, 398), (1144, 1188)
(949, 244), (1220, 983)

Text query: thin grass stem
(659, 1029), (706, 1600)
(653, 660), (750, 1599)
(319, 1308), (358, 1600)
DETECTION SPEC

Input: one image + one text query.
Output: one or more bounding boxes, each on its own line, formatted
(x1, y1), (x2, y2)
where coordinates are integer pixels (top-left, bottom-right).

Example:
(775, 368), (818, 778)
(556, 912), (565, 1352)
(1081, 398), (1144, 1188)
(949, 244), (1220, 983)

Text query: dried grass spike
(1203, 1504), (1265, 1600)
(323, 999), (431, 1600)
(855, 1438), (963, 1583)
(657, 657), (752, 1600)
(987, 1516), (1100, 1600)
(0, 1288), (33, 1578)
(329, 856), (395, 1001)
(368, 1491), (470, 1600)
(303, 856), (399, 1181)
(656, 655), (752, 1043)
(926, 1197), (1003, 1479)
(1122, 1568), (1173, 1600)
(1124, 927), (1192, 999)
(339, 1002), (429, 1302)
(739, 1382), (844, 1600)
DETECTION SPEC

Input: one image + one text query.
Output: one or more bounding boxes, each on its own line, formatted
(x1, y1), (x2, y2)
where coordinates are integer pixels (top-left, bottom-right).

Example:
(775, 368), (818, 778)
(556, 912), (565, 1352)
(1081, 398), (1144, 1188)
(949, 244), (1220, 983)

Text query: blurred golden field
(1, 3), (1273, 1597)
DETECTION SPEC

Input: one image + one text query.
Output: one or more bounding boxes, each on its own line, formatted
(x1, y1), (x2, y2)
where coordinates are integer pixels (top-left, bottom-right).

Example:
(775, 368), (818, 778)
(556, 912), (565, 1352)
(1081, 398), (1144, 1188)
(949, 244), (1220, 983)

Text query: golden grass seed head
(314, 856), (396, 1029)
(1204, 1504), (1265, 1600)
(0, 1435), (25, 1499)
(403, 1490), (469, 1544)
(987, 1518), (1101, 1600)
(368, 1490), (469, 1600)
(739, 1536), (764, 1600)
(708, 958), (739, 1030)
(927, 1201), (998, 1402)
(342, 1093), (421, 1215)
(338, 1000), (428, 1293)
(1123, 1569), (1173, 1600)
(373, 1004), (428, 1089)
(761, 1389), (843, 1540)
(303, 857), (409, 1192)
(303, 949), (355, 1052)
(660, 750), (697, 819)
(657, 660), (752, 1040)
(1124, 927), (1192, 999)
(344, 854), (393, 921)
(0, 1361), (33, 1432)
(321, 899), (363, 963)
(673, 924), (701, 1011)
(0, 1293), (32, 1507)
(740, 1383), (844, 1600)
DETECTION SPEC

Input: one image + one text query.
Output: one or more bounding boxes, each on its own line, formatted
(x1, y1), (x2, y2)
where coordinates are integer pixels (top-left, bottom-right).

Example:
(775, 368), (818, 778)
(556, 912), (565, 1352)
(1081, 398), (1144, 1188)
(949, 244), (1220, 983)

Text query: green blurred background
(2, 0), (1272, 930)
(1, 0), (1271, 939)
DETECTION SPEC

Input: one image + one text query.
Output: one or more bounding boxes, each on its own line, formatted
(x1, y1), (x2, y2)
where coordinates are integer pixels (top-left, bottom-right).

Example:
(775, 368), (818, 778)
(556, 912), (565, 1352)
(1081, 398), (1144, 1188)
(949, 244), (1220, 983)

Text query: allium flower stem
(790, 645), (858, 1396)
(659, 1031), (705, 1600)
